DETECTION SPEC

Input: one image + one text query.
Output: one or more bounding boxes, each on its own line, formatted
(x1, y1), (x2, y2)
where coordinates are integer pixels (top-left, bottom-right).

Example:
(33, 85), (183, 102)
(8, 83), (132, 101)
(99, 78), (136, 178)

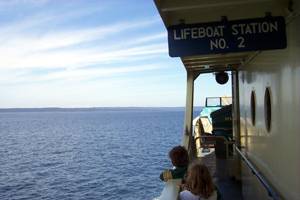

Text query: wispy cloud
(0, 64), (169, 85)
(0, 39), (167, 69)
(0, 0), (49, 7)
(0, 5), (167, 84)
(0, 17), (160, 51)
(0, 1), (189, 107)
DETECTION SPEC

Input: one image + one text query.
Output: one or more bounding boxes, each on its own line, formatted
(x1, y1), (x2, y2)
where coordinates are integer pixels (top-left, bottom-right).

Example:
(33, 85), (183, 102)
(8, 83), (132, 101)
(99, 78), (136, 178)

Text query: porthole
(264, 88), (272, 132)
(250, 91), (256, 126)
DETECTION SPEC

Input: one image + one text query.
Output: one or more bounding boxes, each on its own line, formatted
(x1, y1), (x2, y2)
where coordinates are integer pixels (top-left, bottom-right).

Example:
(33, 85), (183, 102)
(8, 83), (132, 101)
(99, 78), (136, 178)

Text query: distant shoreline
(0, 107), (203, 112)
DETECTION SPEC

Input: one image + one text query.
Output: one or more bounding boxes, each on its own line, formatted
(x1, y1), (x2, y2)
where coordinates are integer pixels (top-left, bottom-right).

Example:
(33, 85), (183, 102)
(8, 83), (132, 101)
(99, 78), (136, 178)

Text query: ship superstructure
(154, 0), (300, 199)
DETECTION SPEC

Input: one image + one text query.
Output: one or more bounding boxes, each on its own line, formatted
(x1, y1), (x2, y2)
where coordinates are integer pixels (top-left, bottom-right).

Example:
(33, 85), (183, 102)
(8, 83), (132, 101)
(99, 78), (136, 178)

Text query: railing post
(232, 70), (241, 148)
(182, 70), (196, 160)
(232, 70), (242, 179)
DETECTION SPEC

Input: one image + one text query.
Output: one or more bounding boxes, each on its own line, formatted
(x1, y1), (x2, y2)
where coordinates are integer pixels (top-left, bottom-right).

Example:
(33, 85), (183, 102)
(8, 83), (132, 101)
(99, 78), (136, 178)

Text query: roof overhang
(154, 0), (289, 73)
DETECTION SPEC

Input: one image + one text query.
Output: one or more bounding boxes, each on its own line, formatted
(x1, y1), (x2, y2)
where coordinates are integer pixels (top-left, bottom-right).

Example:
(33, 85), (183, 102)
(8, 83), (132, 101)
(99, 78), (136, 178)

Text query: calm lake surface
(0, 108), (199, 200)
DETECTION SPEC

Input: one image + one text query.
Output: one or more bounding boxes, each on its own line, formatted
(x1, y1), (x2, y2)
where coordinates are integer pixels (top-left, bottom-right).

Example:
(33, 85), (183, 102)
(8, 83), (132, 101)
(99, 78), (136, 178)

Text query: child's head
(169, 146), (189, 167)
(185, 161), (215, 198)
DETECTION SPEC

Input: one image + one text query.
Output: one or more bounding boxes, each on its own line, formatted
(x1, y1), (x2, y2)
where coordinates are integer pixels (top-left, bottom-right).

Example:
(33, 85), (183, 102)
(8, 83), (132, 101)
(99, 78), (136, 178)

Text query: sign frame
(167, 16), (287, 57)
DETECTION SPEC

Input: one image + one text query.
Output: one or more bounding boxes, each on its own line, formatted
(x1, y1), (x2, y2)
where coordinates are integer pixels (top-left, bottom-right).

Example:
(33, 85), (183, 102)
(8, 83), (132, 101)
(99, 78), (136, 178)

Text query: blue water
(0, 108), (195, 200)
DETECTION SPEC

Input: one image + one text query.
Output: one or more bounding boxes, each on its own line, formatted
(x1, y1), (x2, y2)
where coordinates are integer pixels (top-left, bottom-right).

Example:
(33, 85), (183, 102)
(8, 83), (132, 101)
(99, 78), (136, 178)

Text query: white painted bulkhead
(239, 4), (300, 199)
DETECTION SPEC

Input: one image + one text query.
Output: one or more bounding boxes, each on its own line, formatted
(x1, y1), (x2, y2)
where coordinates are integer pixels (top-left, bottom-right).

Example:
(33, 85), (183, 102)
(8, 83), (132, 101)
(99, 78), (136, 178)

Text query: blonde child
(179, 161), (217, 200)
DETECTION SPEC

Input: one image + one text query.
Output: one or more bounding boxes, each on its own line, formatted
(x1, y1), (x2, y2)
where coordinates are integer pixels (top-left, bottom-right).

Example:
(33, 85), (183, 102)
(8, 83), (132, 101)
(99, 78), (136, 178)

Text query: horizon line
(0, 106), (203, 109)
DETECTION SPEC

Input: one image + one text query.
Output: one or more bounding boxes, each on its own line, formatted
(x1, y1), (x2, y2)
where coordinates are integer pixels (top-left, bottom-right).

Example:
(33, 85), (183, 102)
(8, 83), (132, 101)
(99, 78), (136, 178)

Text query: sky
(0, 0), (231, 108)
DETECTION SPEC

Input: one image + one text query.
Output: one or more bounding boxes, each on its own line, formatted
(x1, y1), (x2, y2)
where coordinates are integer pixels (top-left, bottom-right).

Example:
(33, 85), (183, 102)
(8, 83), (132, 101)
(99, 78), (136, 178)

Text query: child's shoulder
(179, 190), (199, 200)
(172, 166), (187, 178)
(180, 190), (218, 200)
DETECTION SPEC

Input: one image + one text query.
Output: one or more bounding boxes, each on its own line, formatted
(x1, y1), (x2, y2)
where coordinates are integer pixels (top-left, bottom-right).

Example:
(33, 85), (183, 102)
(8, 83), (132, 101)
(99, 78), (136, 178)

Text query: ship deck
(199, 152), (243, 200)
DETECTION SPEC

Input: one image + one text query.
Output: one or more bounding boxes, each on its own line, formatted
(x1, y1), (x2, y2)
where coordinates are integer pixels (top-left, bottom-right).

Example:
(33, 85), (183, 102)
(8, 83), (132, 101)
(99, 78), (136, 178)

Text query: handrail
(234, 146), (281, 200)
(194, 135), (233, 142)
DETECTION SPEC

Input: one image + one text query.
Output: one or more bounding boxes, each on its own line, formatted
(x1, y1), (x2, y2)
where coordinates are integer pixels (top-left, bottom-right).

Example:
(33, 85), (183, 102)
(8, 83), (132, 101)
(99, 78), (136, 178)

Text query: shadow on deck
(199, 152), (243, 200)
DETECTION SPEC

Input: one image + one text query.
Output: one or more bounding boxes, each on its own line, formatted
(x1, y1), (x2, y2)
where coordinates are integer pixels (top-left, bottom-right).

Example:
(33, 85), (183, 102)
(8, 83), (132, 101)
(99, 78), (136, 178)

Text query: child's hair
(169, 146), (189, 167)
(184, 161), (215, 198)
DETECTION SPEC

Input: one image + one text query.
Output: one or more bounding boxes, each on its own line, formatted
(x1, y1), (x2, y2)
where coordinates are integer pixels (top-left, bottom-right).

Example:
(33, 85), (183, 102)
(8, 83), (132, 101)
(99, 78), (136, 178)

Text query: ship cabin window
(251, 91), (256, 126)
(205, 97), (221, 107)
(205, 97), (232, 107)
(264, 88), (272, 132)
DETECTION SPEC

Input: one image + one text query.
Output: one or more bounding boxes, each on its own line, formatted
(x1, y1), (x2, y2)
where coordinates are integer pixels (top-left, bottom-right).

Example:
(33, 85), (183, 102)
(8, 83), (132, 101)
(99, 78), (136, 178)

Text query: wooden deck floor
(199, 152), (244, 200)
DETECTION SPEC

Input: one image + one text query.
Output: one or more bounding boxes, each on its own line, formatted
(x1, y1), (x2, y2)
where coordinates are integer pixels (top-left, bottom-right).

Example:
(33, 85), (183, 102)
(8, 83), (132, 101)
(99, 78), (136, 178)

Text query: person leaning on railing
(159, 146), (189, 182)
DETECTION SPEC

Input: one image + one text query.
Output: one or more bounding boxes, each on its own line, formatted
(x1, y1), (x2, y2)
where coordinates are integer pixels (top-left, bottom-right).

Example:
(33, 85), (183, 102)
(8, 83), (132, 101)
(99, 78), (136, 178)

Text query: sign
(168, 16), (287, 57)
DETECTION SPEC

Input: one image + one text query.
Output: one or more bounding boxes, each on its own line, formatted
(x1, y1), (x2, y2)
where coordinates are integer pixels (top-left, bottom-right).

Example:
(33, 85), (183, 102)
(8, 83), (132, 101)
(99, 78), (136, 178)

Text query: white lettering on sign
(237, 37), (245, 48)
(231, 21), (278, 35)
(174, 21), (279, 40)
(173, 25), (225, 40)
(210, 38), (227, 50)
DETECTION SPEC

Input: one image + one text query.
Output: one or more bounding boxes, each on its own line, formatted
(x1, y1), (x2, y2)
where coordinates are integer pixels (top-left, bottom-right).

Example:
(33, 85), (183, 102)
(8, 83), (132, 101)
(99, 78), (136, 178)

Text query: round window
(251, 91), (256, 126)
(264, 88), (272, 132)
